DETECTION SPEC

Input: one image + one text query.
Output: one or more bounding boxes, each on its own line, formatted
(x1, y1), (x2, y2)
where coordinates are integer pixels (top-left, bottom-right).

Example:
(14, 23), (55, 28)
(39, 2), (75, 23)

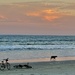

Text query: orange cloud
(26, 9), (56, 16)
(25, 9), (62, 22)
(42, 9), (56, 14)
(26, 12), (40, 17)
(43, 15), (59, 21)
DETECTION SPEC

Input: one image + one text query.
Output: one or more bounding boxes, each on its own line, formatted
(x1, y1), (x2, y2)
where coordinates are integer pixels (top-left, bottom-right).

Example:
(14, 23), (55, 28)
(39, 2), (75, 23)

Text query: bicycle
(0, 58), (10, 70)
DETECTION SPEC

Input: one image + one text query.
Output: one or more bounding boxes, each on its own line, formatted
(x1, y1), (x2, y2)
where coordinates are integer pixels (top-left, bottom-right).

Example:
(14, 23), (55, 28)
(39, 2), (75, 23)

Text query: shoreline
(8, 56), (75, 63)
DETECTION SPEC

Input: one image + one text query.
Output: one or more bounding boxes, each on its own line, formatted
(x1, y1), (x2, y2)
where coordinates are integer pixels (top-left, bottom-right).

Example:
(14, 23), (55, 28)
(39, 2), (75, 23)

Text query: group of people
(0, 58), (32, 70)
(14, 62), (32, 69)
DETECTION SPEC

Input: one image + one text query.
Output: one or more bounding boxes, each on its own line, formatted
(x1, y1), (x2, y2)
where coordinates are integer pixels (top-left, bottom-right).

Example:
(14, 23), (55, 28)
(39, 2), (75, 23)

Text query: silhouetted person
(3, 58), (10, 70)
(4, 58), (9, 63)
(24, 62), (32, 68)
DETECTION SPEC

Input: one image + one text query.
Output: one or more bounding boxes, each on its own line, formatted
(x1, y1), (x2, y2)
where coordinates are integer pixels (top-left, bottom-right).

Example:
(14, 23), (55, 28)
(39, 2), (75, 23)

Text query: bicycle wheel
(0, 65), (5, 70)
(6, 63), (10, 70)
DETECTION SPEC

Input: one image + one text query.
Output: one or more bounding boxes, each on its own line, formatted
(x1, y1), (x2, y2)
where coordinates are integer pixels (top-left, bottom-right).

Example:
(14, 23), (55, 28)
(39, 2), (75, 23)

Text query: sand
(0, 57), (75, 75)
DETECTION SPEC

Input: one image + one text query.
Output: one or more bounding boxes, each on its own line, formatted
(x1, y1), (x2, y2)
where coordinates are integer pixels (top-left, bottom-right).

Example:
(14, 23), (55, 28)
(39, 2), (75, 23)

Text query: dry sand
(0, 57), (75, 75)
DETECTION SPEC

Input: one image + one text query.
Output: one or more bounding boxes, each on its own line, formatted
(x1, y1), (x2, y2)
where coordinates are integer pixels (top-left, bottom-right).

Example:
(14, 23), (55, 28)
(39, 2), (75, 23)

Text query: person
(3, 58), (9, 63)
(3, 58), (10, 70)
(24, 62), (32, 68)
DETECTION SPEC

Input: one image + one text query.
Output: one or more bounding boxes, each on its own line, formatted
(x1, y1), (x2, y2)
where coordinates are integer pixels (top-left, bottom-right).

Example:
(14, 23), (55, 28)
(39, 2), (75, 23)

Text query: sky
(0, 0), (75, 35)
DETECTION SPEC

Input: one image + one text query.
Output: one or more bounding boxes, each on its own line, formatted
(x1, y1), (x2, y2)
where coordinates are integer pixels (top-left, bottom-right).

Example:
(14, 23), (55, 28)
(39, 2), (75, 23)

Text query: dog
(50, 56), (57, 61)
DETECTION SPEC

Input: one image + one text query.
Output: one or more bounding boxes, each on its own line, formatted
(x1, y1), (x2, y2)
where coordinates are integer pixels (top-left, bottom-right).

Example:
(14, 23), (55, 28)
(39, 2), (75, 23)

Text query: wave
(0, 45), (75, 51)
(0, 35), (75, 51)
(0, 41), (75, 45)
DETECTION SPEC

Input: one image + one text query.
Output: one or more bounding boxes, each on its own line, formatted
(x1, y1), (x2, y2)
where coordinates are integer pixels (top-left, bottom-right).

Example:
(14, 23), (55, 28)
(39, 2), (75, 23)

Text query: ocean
(0, 35), (75, 60)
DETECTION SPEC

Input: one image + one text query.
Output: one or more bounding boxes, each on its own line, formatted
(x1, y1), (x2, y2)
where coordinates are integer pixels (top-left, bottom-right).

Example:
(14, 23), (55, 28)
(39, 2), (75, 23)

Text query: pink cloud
(42, 9), (56, 14)
(0, 15), (7, 19)
(26, 12), (40, 17)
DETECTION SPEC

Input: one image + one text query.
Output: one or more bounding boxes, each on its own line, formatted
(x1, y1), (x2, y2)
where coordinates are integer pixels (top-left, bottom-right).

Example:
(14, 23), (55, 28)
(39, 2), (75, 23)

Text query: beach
(0, 35), (75, 75)
(0, 57), (75, 75)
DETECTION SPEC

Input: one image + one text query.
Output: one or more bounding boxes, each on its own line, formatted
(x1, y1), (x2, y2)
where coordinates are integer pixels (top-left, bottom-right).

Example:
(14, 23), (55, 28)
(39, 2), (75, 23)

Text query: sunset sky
(0, 0), (75, 35)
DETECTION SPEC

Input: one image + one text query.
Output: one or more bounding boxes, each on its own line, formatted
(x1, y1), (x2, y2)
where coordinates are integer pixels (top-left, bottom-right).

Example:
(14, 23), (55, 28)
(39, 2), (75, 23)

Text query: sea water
(0, 35), (75, 60)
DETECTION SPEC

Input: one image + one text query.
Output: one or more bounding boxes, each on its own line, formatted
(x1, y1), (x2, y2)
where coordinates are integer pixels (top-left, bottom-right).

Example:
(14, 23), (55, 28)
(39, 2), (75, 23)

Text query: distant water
(0, 35), (75, 60)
